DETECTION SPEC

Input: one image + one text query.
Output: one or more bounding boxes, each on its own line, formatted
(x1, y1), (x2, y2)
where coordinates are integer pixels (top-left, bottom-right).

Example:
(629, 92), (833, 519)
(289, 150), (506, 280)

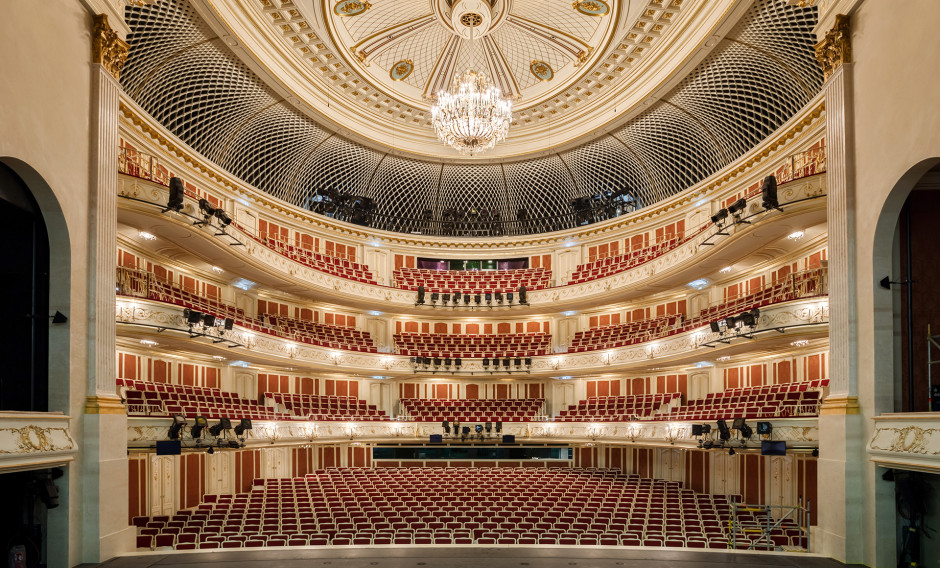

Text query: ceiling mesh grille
(121, 0), (821, 237)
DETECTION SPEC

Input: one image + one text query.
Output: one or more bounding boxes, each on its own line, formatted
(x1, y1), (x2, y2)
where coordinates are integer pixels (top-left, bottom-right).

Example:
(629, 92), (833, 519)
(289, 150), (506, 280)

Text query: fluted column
(82, 13), (135, 562)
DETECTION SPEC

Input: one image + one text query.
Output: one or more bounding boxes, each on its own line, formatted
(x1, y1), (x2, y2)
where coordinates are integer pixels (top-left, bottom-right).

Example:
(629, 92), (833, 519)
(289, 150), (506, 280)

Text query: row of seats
(118, 379), (386, 421)
(567, 227), (708, 285)
(262, 314), (377, 352)
(568, 268), (827, 353)
(234, 223), (377, 285)
(399, 398), (545, 421)
(656, 380), (828, 421)
(557, 393), (681, 421)
(133, 467), (807, 550)
(394, 332), (551, 358)
(119, 379), (290, 421)
(394, 267), (551, 294)
(265, 392), (388, 421)
(117, 267), (378, 353)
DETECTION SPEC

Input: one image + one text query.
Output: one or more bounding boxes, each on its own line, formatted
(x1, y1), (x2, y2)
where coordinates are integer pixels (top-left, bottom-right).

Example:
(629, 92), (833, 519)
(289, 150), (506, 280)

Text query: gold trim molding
(819, 395), (860, 415)
(814, 13), (851, 80)
(85, 395), (127, 415)
(92, 14), (131, 81)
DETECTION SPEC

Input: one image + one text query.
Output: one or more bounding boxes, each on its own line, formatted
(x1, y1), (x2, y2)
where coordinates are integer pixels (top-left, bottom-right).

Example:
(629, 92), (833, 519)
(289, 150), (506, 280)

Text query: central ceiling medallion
(432, 0), (512, 155)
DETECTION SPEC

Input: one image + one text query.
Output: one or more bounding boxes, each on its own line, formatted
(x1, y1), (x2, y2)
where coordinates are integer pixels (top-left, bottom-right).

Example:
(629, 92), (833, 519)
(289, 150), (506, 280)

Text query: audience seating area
(119, 379), (291, 421)
(657, 380), (828, 421)
(570, 316), (683, 352)
(263, 315), (377, 353)
(394, 332), (550, 358)
(567, 228), (707, 285)
(568, 268), (827, 353)
(235, 223), (378, 285)
(117, 267), (377, 353)
(133, 467), (807, 550)
(557, 394), (681, 422)
(399, 398), (545, 422)
(393, 267), (551, 294)
(265, 392), (388, 421)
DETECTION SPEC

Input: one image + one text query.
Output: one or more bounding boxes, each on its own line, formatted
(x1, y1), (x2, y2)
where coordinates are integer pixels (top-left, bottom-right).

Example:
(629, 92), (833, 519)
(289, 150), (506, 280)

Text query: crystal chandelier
(431, 70), (512, 155)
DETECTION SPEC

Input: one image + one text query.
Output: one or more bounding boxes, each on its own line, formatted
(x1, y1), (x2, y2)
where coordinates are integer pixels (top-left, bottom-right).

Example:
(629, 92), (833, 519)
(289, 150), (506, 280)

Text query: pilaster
(82, 14), (135, 563)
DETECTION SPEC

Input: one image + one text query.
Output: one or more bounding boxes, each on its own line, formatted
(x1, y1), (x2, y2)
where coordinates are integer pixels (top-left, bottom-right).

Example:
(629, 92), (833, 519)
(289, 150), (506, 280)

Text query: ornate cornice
(92, 14), (131, 81)
(869, 414), (940, 474)
(819, 394), (859, 415)
(814, 13), (851, 81)
(0, 414), (77, 471)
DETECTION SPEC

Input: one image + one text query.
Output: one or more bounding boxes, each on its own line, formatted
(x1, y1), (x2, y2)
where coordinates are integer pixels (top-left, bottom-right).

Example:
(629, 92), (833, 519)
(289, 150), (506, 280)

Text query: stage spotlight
(709, 321), (721, 333)
(495, 421), (503, 433)
(507, 292), (514, 303)
(738, 420), (753, 440)
(729, 448), (736, 456)
(495, 292), (503, 303)
(761, 175), (780, 210)
(756, 421), (772, 436)
(503, 357), (511, 368)
(474, 294), (482, 305)
(190, 416), (208, 439)
(214, 209), (232, 228)
(524, 357), (532, 366)
(431, 292), (439, 304)
(51, 311), (68, 324)
(514, 358), (522, 367)
(223, 318), (234, 330)
(725, 316), (737, 329)
(454, 358), (462, 368)
(732, 417), (746, 430)
(444, 358), (452, 368)
(727, 198), (747, 221)
(519, 285), (528, 305)
(483, 358), (490, 369)
(165, 177), (185, 213)
(184, 308), (203, 325)
(716, 419), (731, 441)
(417, 286), (426, 305)
(691, 424), (704, 436)
(485, 422), (492, 433)
(198, 198), (217, 223)
(711, 208), (729, 227)
(433, 358), (443, 367)
(442, 420), (451, 434)
(203, 313), (217, 327)
(442, 293), (451, 304)
(463, 294), (471, 305)
(168, 415), (187, 440)
(234, 418), (252, 437)
(475, 425), (483, 434)
(208, 418), (232, 437)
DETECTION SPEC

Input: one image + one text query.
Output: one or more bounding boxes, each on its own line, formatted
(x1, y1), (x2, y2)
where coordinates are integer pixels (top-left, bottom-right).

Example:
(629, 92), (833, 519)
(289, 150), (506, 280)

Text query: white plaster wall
(0, 1), (97, 566)
(842, 1), (940, 565)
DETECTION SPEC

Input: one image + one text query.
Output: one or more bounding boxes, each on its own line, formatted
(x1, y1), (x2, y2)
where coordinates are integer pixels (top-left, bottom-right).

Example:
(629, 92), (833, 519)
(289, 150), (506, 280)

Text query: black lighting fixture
(190, 416), (208, 439)
(485, 422), (492, 433)
(444, 357), (452, 368)
(168, 415), (187, 440)
(454, 358), (462, 368)
(475, 424), (483, 434)
(691, 424), (705, 436)
(502, 357), (511, 368)
(434, 357), (443, 367)
(507, 292), (514, 303)
(739, 308), (760, 328)
(727, 198), (749, 223)
(431, 292), (439, 304)
(761, 175), (781, 211)
(234, 418), (252, 437)
(51, 311), (68, 324)
(474, 294), (482, 305)
(728, 448), (736, 456)
(709, 321), (721, 333)
(485, 293), (492, 305)
(483, 358), (490, 369)
(223, 318), (234, 331)
(716, 419), (731, 441)
(519, 286), (528, 305)
(417, 286), (426, 305)
(164, 177), (185, 213)
(514, 358), (522, 367)
(725, 315), (738, 330)
(463, 294), (471, 305)
(756, 421), (773, 436)
(213, 208), (232, 229)
(208, 418), (232, 437)
(203, 313), (217, 327)
(198, 198), (217, 225)
(495, 292), (503, 304)
(524, 357), (532, 366)
(184, 308), (204, 325)
(442, 420), (451, 434)
(711, 208), (729, 228)
(495, 421), (503, 433)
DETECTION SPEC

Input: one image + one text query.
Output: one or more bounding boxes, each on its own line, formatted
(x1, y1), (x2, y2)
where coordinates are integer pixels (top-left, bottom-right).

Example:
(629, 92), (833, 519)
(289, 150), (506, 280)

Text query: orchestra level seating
(394, 332), (550, 358)
(132, 467), (808, 550)
(398, 398), (545, 422)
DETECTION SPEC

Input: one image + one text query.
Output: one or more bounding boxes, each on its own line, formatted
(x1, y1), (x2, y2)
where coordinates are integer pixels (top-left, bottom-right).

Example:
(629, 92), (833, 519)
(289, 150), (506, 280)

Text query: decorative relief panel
(869, 414), (940, 473)
(0, 414), (77, 471)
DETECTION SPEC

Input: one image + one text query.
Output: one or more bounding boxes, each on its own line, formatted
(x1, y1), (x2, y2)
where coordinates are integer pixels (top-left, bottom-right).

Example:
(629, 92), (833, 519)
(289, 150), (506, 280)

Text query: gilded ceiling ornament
(573, 0), (610, 16)
(530, 60), (554, 81)
(390, 60), (414, 81)
(814, 13), (851, 80)
(92, 14), (130, 81)
(334, 0), (372, 17)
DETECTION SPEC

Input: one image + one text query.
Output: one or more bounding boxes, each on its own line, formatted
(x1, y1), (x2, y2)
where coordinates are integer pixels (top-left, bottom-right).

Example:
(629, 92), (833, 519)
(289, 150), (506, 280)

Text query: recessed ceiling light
(211, 266), (223, 274)
(719, 266), (732, 274)
(139, 231), (156, 241)
(787, 230), (805, 240)
(790, 339), (810, 347)
(140, 339), (158, 347)
(687, 278), (709, 290)
(716, 356), (731, 362)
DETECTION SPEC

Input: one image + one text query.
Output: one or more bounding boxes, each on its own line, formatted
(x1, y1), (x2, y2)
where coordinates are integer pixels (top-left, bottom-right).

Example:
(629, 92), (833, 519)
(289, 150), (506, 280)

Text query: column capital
(820, 395), (860, 415)
(92, 14), (130, 81)
(815, 14), (852, 80)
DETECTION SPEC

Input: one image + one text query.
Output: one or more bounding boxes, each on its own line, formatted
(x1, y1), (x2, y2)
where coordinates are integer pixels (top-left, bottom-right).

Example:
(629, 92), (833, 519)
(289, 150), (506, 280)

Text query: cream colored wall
(828, 0), (940, 565)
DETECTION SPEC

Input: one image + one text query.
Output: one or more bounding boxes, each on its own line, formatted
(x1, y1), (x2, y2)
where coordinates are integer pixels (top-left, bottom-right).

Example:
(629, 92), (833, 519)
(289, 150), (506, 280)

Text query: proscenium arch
(0, 157), (72, 415)
(870, 157), (940, 414)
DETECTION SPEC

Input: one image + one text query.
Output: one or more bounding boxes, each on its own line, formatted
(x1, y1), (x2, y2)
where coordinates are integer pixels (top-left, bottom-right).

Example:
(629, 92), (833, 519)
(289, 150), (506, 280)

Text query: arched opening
(0, 162), (50, 411)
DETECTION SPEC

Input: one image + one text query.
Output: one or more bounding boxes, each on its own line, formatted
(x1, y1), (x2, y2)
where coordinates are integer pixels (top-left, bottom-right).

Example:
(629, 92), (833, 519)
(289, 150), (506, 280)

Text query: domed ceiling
(121, 0), (822, 237)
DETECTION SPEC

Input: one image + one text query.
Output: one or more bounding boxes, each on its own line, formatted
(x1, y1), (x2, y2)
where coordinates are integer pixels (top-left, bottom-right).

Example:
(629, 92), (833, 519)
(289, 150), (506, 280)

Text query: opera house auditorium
(0, 0), (937, 566)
